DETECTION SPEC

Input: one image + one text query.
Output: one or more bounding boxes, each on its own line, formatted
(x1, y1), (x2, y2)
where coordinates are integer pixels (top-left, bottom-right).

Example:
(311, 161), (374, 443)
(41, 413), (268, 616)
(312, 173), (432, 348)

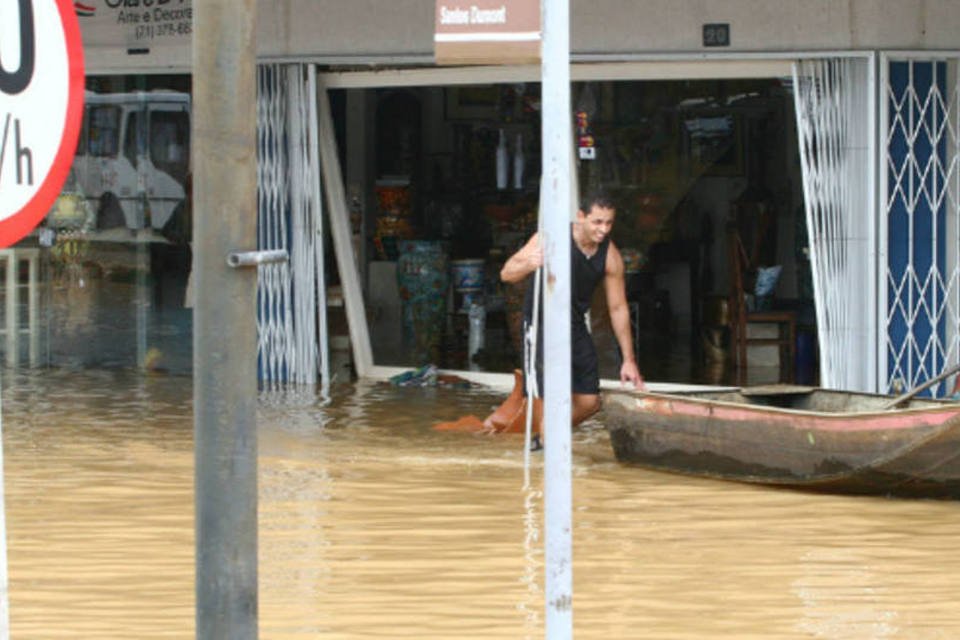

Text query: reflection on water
(2, 369), (959, 638)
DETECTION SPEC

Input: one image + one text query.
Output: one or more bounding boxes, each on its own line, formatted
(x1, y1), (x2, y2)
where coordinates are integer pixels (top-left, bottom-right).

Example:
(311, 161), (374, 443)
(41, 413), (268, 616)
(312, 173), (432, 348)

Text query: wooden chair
(727, 224), (796, 385)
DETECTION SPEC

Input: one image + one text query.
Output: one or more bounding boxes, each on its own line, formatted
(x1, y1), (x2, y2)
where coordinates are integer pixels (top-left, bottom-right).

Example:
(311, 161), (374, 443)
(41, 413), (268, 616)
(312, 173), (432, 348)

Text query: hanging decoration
(575, 110), (595, 160)
(513, 132), (525, 189)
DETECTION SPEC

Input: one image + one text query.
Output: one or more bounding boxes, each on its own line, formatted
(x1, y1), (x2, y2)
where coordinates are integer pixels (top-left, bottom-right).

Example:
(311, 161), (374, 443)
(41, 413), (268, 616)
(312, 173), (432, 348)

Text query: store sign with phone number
(0, 0), (85, 248)
(74, 0), (192, 49)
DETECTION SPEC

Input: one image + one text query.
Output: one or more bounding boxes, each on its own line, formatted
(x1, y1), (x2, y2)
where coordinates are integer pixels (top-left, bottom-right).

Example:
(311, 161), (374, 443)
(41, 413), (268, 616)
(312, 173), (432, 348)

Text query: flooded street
(2, 369), (959, 638)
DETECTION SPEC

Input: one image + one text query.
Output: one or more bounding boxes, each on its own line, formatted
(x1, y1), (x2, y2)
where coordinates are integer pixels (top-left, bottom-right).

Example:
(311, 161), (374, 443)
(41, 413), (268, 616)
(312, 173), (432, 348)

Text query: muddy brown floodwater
(2, 369), (959, 638)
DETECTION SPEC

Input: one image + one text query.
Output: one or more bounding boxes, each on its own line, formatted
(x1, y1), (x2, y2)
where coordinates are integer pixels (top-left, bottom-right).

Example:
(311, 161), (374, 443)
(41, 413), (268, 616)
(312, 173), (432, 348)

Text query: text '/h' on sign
(0, 114), (34, 188)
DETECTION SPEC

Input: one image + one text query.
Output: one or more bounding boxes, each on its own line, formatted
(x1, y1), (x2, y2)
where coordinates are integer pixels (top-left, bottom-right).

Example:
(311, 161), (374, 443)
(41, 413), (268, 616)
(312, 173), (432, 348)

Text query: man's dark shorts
(524, 320), (600, 396)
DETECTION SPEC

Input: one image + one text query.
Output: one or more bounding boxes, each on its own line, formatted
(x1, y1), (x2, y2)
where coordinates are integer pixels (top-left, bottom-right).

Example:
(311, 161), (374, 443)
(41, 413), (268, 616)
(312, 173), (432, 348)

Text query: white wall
(256, 0), (960, 60)
(259, 0), (960, 56)
(82, 1), (960, 74)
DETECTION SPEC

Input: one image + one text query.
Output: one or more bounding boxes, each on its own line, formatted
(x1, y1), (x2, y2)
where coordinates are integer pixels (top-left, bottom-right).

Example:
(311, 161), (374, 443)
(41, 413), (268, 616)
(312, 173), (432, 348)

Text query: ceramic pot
(450, 259), (485, 311)
(397, 240), (449, 363)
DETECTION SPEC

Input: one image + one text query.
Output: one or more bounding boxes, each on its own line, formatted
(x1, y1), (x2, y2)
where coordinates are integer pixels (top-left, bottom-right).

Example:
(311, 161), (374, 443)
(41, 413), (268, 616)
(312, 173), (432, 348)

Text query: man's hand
(620, 360), (646, 391)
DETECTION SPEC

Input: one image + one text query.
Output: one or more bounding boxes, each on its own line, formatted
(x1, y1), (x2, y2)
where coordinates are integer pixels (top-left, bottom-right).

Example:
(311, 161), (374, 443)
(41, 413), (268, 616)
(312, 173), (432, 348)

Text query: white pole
(0, 371), (9, 640)
(541, 0), (573, 636)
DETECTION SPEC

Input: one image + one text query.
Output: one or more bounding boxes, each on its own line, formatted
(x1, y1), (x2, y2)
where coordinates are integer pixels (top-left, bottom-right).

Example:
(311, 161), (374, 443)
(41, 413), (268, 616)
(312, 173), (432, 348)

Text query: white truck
(72, 90), (190, 232)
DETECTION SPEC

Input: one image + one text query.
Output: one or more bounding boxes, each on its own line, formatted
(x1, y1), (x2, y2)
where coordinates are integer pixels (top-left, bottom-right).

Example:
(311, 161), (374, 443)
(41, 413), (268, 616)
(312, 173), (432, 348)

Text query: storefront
(5, 1), (959, 394)
(319, 65), (808, 389)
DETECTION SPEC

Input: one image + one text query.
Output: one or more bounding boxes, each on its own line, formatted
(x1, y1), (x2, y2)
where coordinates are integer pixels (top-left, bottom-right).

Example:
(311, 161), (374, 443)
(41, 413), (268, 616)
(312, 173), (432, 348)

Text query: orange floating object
(432, 370), (542, 435)
(432, 414), (487, 432)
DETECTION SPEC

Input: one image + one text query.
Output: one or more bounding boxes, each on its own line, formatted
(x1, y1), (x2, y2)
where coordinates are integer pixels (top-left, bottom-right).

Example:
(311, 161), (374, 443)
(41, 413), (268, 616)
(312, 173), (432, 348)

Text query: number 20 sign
(0, 0), (85, 248)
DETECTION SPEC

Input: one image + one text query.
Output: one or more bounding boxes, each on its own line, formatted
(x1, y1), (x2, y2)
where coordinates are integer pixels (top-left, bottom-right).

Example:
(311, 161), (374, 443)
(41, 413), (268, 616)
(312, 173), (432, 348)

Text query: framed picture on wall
(445, 85), (499, 120)
(681, 113), (744, 177)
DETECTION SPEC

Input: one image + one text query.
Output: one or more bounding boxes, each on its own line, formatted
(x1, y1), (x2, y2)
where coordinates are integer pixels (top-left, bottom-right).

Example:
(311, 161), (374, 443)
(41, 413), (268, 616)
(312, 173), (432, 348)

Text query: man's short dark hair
(579, 188), (616, 214)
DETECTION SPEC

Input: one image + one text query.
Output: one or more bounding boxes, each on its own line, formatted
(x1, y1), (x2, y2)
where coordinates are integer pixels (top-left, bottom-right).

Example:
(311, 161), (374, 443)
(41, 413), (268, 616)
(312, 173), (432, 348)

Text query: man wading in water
(480, 190), (646, 435)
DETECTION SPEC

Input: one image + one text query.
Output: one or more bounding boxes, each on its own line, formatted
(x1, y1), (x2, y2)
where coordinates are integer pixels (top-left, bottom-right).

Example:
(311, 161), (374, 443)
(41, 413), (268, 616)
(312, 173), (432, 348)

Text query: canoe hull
(603, 389), (960, 498)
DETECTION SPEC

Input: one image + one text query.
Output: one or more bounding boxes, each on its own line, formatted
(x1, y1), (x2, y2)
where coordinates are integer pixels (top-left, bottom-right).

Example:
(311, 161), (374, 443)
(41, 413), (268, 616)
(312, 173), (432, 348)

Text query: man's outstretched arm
(604, 244), (645, 390)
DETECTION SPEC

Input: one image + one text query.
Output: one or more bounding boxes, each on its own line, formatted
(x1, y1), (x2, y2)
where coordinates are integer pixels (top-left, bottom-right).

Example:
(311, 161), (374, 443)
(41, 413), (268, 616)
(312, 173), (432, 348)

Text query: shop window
(150, 110), (190, 184)
(0, 74), (195, 375)
(85, 105), (120, 157)
(123, 111), (140, 167)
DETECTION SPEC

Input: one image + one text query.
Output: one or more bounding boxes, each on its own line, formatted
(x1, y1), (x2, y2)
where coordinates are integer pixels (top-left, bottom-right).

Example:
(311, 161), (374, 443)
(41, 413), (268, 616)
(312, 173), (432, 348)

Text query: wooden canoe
(602, 385), (960, 498)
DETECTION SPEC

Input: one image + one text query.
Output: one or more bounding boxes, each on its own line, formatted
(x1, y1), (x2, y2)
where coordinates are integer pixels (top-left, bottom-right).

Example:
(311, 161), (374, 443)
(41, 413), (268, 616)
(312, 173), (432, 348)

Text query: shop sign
(73, 0), (193, 52)
(435, 1), (540, 66)
(0, 0), (85, 248)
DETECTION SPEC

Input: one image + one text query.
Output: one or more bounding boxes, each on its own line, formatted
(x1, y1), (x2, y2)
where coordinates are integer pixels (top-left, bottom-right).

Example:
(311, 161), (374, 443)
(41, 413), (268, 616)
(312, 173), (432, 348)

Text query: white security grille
(257, 64), (294, 384)
(881, 55), (960, 395)
(793, 57), (876, 392)
(256, 64), (328, 388)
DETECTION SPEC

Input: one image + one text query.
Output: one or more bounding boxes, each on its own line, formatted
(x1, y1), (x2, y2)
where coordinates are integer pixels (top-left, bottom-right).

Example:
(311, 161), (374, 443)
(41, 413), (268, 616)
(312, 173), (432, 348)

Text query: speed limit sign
(0, 0), (85, 248)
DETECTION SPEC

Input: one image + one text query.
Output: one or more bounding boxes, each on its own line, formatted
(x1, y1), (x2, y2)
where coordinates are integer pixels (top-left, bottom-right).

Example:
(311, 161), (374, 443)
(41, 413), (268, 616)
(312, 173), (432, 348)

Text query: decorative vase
(396, 240), (449, 364)
(513, 132), (524, 189)
(495, 129), (508, 190)
(47, 193), (94, 231)
(450, 258), (486, 311)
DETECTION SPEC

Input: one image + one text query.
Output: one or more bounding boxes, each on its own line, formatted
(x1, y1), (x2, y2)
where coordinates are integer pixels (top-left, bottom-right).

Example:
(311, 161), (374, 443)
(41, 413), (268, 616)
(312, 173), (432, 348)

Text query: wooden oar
(882, 361), (960, 410)
(740, 384), (815, 397)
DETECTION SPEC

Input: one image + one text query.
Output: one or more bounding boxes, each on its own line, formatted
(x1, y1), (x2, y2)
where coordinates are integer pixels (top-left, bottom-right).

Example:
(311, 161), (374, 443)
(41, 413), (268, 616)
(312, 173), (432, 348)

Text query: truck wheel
(97, 193), (125, 230)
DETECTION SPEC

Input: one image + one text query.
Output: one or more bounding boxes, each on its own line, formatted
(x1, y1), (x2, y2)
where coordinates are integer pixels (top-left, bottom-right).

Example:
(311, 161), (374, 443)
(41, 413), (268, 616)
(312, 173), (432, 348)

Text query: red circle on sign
(0, 0), (85, 248)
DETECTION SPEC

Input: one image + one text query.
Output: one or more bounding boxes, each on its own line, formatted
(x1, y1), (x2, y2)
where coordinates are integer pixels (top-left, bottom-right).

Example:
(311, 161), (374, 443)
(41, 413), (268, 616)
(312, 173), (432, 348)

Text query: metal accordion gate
(793, 56), (877, 392)
(256, 63), (329, 391)
(794, 54), (960, 396)
(881, 54), (960, 395)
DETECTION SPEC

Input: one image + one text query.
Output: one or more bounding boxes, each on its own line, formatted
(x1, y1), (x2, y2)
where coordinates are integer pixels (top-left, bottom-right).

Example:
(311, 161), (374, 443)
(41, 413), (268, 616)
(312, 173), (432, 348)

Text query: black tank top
(523, 236), (610, 334)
